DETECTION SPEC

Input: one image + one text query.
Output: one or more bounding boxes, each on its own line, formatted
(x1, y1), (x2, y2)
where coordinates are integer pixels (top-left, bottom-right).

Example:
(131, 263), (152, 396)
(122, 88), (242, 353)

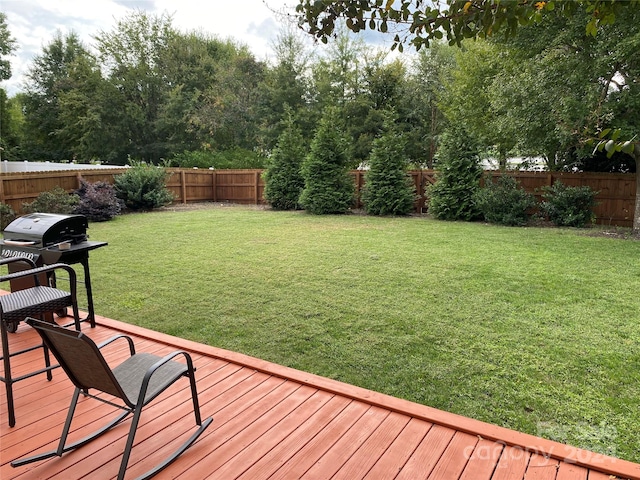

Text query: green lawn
(84, 205), (640, 462)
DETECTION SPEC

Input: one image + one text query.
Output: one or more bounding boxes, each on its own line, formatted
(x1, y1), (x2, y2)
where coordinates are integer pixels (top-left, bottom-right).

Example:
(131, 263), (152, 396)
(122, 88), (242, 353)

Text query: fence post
(254, 170), (261, 205)
(0, 174), (5, 205)
(180, 170), (187, 204)
(212, 170), (217, 202)
(417, 170), (424, 213)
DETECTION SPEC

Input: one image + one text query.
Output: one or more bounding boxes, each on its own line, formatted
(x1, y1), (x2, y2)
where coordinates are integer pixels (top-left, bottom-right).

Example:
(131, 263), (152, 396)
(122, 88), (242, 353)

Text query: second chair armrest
(0, 256), (38, 269)
(0, 263), (78, 296)
(97, 335), (136, 356)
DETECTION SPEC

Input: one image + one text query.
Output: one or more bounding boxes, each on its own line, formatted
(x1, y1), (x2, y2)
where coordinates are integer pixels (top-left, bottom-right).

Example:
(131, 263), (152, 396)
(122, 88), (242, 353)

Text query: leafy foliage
(0, 202), (16, 230)
(299, 107), (354, 214)
(22, 32), (97, 162)
(295, 0), (636, 50)
(263, 112), (307, 210)
(541, 181), (598, 227)
(22, 186), (80, 214)
(113, 162), (174, 211)
(475, 175), (535, 226)
(427, 126), (482, 221)
(0, 12), (16, 81)
(361, 115), (417, 216)
(74, 178), (123, 222)
(169, 147), (266, 170)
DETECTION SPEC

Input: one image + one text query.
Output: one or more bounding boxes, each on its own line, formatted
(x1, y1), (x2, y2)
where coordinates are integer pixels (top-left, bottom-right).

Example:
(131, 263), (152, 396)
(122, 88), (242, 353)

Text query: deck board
(2, 312), (640, 480)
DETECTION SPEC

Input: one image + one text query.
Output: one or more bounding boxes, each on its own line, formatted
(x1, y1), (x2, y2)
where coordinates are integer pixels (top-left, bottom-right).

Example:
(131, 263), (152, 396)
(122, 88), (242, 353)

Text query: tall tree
(0, 11), (16, 81)
(404, 42), (455, 168)
(22, 32), (96, 161)
(159, 32), (263, 157)
(350, 56), (407, 165)
(0, 92), (26, 160)
(0, 11), (17, 160)
(438, 40), (517, 168)
(259, 27), (313, 150)
(189, 45), (265, 152)
(94, 11), (180, 163)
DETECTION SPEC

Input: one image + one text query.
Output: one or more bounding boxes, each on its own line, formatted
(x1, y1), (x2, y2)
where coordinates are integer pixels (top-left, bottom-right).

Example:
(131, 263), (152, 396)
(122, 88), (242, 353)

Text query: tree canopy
(295, 0), (639, 50)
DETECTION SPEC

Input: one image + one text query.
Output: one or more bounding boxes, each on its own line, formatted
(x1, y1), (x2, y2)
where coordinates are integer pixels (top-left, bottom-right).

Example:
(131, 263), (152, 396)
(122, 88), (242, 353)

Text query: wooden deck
(2, 313), (639, 480)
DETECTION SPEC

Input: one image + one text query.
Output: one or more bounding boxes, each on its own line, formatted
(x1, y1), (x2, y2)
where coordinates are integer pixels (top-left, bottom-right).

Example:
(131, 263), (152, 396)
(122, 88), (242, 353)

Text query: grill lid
(2, 213), (88, 247)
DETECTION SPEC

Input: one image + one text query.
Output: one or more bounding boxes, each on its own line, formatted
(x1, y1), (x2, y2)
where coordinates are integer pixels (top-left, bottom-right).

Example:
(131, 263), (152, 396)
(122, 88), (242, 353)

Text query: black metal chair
(0, 256), (81, 427)
(12, 318), (213, 480)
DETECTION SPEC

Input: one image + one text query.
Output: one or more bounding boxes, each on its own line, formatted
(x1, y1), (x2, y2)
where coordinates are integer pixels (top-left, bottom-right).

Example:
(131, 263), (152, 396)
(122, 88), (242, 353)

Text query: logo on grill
(0, 248), (38, 262)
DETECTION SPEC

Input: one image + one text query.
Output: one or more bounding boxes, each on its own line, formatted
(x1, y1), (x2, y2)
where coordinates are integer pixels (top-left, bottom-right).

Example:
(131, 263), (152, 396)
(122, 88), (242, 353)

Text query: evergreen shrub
(475, 174), (535, 226)
(428, 126), (482, 221)
(541, 181), (598, 227)
(263, 112), (306, 210)
(113, 162), (175, 211)
(299, 107), (354, 214)
(361, 116), (417, 216)
(22, 186), (80, 214)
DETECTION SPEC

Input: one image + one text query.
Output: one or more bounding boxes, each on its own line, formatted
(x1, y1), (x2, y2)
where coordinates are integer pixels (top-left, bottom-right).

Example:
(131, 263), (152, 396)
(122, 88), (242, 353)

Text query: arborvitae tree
(361, 114), (417, 215)
(299, 107), (354, 214)
(263, 109), (306, 210)
(428, 125), (483, 221)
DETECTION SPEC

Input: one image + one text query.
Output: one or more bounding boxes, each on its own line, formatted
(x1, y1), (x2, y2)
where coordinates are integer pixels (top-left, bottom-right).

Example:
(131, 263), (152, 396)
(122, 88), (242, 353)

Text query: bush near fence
(0, 168), (636, 227)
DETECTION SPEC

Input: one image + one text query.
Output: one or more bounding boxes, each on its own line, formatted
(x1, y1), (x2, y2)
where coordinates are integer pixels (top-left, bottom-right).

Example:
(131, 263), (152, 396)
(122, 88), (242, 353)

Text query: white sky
(0, 0), (303, 95)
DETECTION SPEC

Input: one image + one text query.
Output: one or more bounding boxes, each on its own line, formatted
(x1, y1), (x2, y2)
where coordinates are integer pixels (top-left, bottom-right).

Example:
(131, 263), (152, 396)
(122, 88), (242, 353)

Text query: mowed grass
(84, 205), (640, 462)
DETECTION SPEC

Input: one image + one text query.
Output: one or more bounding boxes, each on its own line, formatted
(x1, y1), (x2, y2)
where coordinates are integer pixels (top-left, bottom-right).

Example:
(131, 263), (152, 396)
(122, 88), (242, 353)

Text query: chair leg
(1, 321), (16, 428)
(188, 369), (203, 426)
(71, 299), (81, 331)
(42, 342), (53, 381)
(118, 404), (144, 480)
(38, 315), (53, 381)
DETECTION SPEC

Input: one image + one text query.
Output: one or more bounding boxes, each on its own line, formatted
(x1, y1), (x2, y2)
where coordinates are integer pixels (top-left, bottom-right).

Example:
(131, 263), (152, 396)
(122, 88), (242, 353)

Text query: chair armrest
(0, 263), (77, 294)
(97, 335), (136, 356)
(137, 351), (195, 404)
(0, 256), (38, 269)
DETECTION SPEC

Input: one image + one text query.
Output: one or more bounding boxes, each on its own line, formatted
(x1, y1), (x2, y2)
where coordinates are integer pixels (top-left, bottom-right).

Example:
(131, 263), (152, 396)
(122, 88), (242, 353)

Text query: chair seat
(114, 353), (188, 405)
(1, 286), (72, 322)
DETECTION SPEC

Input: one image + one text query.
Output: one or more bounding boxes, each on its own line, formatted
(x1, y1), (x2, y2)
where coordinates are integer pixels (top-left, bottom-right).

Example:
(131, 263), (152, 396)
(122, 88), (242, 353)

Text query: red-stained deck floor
(2, 313), (639, 480)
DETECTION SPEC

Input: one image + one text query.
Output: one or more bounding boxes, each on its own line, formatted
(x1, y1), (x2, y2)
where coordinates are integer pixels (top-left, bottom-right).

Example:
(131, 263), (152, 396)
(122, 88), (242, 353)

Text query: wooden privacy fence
(0, 167), (636, 227)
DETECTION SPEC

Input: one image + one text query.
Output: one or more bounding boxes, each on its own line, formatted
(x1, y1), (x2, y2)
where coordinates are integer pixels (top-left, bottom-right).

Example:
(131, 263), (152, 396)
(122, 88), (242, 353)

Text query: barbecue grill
(1, 213), (107, 330)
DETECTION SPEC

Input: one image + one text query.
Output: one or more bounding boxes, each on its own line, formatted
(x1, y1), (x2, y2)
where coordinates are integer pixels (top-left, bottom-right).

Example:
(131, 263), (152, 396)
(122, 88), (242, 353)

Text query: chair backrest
(26, 318), (127, 400)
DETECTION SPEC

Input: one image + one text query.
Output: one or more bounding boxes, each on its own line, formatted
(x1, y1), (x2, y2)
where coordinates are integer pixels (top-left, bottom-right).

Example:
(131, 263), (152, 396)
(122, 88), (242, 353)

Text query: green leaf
(622, 141), (635, 155)
(598, 128), (611, 139)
